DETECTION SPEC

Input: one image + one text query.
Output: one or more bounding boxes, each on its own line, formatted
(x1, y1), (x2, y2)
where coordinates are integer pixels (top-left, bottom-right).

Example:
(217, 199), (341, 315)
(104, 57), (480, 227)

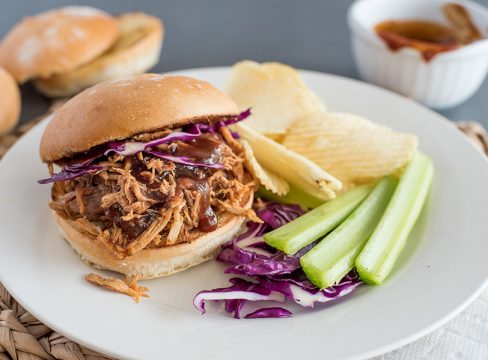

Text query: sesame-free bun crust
(56, 207), (248, 280)
(40, 74), (239, 162)
(0, 67), (20, 134)
(34, 12), (164, 97)
(0, 6), (118, 83)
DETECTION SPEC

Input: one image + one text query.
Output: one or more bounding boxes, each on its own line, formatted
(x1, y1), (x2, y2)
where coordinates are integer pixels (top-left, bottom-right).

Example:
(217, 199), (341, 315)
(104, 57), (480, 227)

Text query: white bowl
(348, 0), (488, 109)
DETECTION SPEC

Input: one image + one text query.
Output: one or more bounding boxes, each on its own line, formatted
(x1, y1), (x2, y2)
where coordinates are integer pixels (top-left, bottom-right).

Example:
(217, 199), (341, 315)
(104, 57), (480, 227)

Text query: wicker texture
(0, 115), (486, 360)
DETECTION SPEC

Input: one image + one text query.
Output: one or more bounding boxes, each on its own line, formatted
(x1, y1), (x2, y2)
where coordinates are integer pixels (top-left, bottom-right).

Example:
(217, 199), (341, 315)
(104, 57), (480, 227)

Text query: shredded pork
(50, 130), (258, 258)
(85, 273), (149, 302)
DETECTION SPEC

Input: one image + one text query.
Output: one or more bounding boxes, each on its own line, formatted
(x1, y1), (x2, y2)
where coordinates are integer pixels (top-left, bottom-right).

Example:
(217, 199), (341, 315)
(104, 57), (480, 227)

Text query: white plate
(0, 67), (487, 360)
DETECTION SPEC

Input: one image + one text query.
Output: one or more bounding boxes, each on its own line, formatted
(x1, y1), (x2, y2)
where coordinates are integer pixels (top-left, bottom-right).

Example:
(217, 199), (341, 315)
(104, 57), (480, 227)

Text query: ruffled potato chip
(234, 123), (342, 200)
(240, 139), (290, 196)
(226, 60), (326, 136)
(282, 112), (418, 185)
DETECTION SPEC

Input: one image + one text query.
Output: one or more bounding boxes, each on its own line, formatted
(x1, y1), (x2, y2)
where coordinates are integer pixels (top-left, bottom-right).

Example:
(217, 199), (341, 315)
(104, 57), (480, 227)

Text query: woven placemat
(0, 114), (487, 360)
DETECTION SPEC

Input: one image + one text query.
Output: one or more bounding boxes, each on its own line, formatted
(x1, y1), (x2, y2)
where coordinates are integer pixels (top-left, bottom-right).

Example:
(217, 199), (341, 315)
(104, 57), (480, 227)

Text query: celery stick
(356, 152), (434, 285)
(257, 184), (325, 209)
(300, 177), (396, 289)
(264, 184), (373, 255)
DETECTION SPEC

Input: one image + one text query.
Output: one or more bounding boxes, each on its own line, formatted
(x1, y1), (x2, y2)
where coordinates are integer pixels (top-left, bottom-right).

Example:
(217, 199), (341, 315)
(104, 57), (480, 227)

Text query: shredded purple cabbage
(193, 201), (363, 319)
(37, 161), (104, 184)
(103, 127), (205, 158)
(257, 271), (361, 308)
(257, 202), (304, 230)
(145, 150), (224, 169)
(220, 250), (301, 277)
(184, 108), (251, 138)
(217, 203), (308, 277)
(38, 109), (251, 184)
(193, 277), (285, 319)
(244, 307), (292, 319)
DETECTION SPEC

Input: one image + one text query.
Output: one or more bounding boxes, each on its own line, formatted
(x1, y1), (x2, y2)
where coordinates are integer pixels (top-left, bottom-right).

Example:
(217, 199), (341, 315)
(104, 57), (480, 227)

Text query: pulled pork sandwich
(39, 74), (259, 280)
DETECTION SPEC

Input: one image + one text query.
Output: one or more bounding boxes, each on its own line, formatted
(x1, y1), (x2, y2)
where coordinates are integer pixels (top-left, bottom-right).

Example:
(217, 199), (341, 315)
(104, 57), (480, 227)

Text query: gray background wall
(1, 0), (487, 125)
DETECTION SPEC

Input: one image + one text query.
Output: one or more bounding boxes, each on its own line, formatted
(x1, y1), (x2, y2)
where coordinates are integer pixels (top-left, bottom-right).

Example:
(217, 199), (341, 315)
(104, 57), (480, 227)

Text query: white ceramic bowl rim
(348, 0), (488, 61)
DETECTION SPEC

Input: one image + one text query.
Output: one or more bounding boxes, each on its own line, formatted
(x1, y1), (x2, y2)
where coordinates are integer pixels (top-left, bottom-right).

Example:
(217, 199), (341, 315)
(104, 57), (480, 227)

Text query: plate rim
(1, 66), (488, 360)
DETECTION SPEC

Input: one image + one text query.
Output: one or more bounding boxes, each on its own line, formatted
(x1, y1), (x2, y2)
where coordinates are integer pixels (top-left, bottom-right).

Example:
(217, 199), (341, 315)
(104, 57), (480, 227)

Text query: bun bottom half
(56, 212), (245, 280)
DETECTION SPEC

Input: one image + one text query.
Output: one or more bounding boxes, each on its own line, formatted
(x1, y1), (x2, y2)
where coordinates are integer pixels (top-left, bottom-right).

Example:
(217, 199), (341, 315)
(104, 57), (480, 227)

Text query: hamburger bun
(42, 73), (251, 280)
(55, 198), (250, 280)
(40, 74), (239, 162)
(0, 67), (21, 134)
(0, 6), (118, 83)
(34, 12), (164, 97)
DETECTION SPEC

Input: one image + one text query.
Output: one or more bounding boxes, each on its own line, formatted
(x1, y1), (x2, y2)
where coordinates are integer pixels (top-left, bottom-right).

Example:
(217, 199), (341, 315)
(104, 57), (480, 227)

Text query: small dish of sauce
(375, 3), (482, 61)
(348, 0), (488, 108)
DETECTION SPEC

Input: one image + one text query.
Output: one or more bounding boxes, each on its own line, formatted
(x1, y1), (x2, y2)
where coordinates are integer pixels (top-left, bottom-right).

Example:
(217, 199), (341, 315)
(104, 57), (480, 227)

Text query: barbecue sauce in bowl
(375, 3), (482, 62)
(375, 20), (461, 61)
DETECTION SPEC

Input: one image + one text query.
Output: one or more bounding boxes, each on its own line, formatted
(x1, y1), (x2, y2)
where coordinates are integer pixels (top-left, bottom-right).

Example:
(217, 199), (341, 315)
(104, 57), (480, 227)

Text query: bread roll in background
(0, 67), (20, 134)
(0, 6), (118, 83)
(35, 12), (164, 98)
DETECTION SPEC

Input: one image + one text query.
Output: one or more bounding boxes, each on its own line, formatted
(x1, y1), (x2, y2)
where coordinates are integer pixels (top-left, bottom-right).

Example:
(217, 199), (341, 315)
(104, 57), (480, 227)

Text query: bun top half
(0, 6), (118, 83)
(40, 74), (239, 162)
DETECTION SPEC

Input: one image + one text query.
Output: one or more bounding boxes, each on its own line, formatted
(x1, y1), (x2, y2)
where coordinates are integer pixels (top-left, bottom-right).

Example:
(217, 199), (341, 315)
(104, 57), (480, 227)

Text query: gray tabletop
(1, 0), (487, 127)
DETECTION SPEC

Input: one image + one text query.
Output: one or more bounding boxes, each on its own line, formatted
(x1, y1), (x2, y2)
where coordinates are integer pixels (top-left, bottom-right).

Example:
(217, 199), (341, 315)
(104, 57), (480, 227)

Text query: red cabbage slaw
(193, 202), (362, 319)
(38, 160), (105, 184)
(193, 277), (287, 319)
(38, 109), (251, 184)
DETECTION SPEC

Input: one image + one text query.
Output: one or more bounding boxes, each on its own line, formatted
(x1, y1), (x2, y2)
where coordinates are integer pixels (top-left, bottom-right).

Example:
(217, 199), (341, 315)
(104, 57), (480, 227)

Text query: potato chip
(240, 139), (290, 196)
(282, 112), (418, 185)
(262, 132), (286, 143)
(234, 123), (342, 200)
(226, 60), (326, 135)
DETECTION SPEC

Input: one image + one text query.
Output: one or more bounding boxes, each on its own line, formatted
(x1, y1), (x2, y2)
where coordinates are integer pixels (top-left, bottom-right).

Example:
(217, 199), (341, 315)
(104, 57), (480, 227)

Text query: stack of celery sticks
(264, 152), (434, 288)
